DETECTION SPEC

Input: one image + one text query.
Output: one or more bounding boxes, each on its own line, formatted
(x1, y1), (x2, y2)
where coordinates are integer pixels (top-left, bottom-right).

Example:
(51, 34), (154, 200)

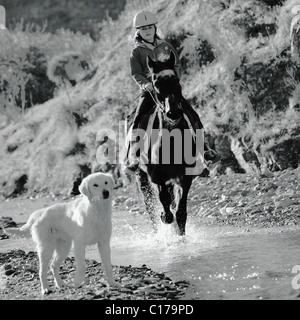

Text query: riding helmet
(133, 10), (158, 28)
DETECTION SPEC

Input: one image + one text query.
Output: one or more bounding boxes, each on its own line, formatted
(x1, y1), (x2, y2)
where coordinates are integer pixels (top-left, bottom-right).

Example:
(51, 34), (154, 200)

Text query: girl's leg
(126, 91), (155, 171)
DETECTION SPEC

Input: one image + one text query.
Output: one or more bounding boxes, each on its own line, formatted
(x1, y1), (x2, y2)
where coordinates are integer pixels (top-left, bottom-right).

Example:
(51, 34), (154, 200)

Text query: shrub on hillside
(0, 23), (95, 122)
(0, 45), (56, 114)
(47, 51), (91, 87)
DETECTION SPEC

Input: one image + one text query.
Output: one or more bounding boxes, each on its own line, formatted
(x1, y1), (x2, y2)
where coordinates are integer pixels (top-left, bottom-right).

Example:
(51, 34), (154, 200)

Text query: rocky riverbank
(0, 250), (189, 300)
(0, 167), (299, 300)
(188, 167), (300, 228)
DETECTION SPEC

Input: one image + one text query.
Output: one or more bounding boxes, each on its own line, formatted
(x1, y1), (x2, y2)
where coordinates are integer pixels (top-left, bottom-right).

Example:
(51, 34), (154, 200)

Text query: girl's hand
(144, 83), (153, 91)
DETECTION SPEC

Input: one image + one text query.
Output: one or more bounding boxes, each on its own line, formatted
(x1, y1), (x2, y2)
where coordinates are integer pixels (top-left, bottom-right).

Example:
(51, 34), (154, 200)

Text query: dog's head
(79, 172), (114, 202)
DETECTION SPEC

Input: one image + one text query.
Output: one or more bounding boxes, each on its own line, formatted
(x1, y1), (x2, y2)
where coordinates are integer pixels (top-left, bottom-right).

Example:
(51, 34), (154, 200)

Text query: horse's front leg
(158, 184), (174, 224)
(175, 176), (193, 235)
(137, 169), (158, 231)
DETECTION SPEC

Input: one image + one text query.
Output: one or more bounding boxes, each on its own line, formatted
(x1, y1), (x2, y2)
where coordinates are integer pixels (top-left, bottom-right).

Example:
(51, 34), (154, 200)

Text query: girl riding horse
(125, 9), (202, 174)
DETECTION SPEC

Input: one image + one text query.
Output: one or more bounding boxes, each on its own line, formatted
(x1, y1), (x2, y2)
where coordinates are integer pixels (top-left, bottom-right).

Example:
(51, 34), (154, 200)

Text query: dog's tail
(2, 213), (37, 238)
(2, 223), (31, 238)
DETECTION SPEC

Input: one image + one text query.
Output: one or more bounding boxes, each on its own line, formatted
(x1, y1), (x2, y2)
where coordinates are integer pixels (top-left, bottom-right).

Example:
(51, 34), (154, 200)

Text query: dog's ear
(79, 178), (93, 201)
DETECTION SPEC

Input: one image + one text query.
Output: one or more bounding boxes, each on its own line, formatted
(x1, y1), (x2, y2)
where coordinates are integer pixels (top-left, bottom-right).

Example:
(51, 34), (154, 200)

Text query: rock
(0, 216), (17, 228)
(241, 190), (251, 196)
(121, 276), (131, 282)
(4, 264), (13, 270)
(143, 276), (160, 283)
(123, 283), (138, 290)
(94, 288), (108, 297)
(120, 287), (133, 293)
(276, 199), (298, 208)
(225, 207), (235, 214)
(5, 269), (16, 276)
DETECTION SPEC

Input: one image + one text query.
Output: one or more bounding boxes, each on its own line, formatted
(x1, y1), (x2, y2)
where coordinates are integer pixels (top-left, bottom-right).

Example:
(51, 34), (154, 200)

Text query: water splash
(95, 210), (300, 299)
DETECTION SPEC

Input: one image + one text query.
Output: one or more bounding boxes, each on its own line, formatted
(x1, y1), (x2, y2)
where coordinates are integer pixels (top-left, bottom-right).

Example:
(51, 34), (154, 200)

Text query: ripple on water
(109, 211), (300, 299)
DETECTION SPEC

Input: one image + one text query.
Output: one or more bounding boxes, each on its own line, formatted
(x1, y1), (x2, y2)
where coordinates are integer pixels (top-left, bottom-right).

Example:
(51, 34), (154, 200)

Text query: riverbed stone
(0, 250), (189, 300)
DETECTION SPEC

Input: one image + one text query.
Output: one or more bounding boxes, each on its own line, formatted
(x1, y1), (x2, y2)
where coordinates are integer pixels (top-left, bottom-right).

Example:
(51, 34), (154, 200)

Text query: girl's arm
(130, 49), (151, 90)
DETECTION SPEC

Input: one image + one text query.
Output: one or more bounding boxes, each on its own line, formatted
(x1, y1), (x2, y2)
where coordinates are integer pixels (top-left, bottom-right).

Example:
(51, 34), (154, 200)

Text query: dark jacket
(130, 39), (182, 91)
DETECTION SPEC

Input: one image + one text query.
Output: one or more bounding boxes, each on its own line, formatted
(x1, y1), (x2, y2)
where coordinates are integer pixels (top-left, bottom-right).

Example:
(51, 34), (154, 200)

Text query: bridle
(148, 69), (182, 125)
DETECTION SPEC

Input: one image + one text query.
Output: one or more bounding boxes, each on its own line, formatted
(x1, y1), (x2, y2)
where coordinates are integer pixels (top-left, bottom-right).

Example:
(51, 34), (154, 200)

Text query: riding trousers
(132, 91), (155, 130)
(132, 90), (203, 131)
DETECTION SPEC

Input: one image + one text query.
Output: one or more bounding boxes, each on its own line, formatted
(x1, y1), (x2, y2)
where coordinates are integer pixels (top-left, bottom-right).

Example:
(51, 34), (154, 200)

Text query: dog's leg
(51, 238), (72, 289)
(73, 241), (86, 287)
(97, 241), (119, 288)
(36, 244), (54, 295)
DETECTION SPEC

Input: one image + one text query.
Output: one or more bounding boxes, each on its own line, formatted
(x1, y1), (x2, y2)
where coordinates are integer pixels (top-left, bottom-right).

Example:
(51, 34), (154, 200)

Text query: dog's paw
(41, 288), (52, 295)
(107, 280), (121, 289)
(54, 279), (68, 290)
(74, 280), (85, 288)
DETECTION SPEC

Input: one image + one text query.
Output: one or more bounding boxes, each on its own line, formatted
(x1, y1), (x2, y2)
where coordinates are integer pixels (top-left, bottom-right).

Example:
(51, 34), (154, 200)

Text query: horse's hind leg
(137, 170), (158, 231)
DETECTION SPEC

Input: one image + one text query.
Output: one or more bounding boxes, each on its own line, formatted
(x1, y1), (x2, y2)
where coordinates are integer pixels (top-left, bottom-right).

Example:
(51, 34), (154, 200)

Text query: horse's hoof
(161, 211), (174, 224)
(178, 230), (185, 236)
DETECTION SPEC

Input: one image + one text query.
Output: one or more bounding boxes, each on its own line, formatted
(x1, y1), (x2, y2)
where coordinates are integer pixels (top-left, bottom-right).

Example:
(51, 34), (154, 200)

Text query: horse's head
(147, 51), (182, 121)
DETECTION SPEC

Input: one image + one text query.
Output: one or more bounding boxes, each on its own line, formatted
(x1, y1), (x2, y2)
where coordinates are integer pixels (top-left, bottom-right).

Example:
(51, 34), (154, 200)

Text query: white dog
(5, 172), (119, 295)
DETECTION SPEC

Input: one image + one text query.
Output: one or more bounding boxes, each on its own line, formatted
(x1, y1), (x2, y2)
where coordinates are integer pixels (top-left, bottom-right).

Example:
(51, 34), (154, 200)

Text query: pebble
(120, 287), (133, 293)
(0, 250), (189, 300)
(191, 168), (300, 228)
(121, 276), (131, 282)
(94, 288), (108, 296)
(4, 264), (13, 270)
(276, 199), (298, 208)
(5, 269), (16, 276)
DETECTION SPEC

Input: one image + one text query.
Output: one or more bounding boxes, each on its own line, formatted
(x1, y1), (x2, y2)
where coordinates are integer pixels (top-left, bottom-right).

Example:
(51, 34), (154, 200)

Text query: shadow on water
(86, 210), (300, 300)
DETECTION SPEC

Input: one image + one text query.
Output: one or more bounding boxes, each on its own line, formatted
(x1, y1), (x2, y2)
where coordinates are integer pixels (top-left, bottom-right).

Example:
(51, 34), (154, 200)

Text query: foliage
(2, 0), (126, 39)
(0, 22), (95, 121)
(0, 0), (300, 197)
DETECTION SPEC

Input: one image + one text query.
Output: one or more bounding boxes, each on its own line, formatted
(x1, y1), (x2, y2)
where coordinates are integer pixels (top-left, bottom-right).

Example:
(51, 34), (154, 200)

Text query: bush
(0, 23), (95, 120)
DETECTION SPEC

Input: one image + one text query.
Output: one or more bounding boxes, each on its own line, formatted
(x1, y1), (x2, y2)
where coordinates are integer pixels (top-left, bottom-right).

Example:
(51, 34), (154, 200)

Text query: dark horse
(126, 52), (204, 236)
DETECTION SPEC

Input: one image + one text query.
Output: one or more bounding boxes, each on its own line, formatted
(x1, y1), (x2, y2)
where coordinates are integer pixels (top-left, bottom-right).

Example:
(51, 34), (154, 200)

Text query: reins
(147, 88), (165, 112)
(127, 92), (143, 110)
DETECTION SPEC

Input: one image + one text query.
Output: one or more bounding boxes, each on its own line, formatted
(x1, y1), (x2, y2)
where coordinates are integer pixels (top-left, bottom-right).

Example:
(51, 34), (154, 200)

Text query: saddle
(126, 97), (202, 135)
(126, 106), (156, 133)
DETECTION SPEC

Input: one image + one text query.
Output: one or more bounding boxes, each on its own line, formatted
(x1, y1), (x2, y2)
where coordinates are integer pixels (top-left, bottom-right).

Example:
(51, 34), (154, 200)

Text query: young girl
(126, 9), (201, 172)
(125, 10), (181, 172)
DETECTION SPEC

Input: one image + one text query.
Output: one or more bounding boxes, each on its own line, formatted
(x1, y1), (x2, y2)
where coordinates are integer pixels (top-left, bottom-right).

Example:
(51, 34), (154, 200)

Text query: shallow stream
(95, 210), (300, 300)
